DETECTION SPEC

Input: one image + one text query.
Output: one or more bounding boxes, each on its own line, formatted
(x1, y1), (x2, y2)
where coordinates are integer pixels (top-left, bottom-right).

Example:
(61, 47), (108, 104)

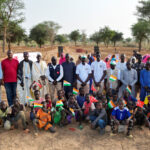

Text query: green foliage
(111, 31), (123, 47)
(69, 30), (81, 45)
(30, 23), (48, 48)
(136, 0), (150, 21)
(43, 21), (61, 44)
(55, 34), (68, 44)
(80, 31), (87, 45)
(131, 20), (150, 51)
(125, 37), (132, 43)
(90, 31), (102, 46)
(100, 26), (114, 47)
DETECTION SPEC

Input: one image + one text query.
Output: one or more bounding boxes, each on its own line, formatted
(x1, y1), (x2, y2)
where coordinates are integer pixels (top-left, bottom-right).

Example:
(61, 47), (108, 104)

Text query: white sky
(22, 0), (140, 38)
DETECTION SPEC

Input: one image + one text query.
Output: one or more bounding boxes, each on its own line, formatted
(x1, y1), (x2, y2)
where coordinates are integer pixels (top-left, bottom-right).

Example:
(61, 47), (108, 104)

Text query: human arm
(120, 70), (128, 86)
(45, 67), (54, 82)
(56, 65), (64, 82)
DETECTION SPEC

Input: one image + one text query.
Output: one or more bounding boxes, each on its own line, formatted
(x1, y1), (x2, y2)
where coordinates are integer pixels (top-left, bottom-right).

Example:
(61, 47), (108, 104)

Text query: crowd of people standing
(0, 49), (150, 137)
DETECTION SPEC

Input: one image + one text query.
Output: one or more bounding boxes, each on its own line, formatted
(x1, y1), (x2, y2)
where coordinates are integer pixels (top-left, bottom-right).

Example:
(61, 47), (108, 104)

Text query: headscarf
(59, 53), (66, 64)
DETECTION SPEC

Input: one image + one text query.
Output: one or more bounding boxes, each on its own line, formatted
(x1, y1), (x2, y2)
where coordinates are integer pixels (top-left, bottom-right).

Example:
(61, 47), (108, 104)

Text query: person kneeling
(90, 101), (107, 135)
(33, 101), (55, 136)
(111, 99), (133, 137)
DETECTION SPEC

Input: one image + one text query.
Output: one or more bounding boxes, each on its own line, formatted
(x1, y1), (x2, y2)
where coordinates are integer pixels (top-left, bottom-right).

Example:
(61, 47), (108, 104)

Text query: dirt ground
(0, 45), (150, 150)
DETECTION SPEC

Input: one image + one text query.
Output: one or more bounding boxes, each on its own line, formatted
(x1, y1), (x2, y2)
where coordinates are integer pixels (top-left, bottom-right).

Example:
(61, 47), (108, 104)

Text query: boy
(90, 101), (107, 135)
(82, 94), (95, 121)
(67, 94), (83, 129)
(0, 101), (12, 130)
(11, 99), (30, 133)
(111, 99), (133, 137)
(76, 87), (85, 108)
(45, 94), (52, 110)
(33, 101), (55, 136)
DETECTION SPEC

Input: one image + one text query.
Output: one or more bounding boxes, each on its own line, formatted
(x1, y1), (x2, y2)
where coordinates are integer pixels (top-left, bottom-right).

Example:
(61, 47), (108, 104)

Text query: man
(120, 61), (137, 97)
(132, 54), (144, 97)
(1, 50), (19, 106)
(116, 54), (126, 71)
(90, 101), (107, 135)
(76, 56), (91, 94)
(46, 56), (63, 102)
(0, 62), (2, 102)
(106, 60), (120, 91)
(91, 53), (106, 93)
(140, 62), (150, 101)
(17, 52), (33, 105)
(62, 54), (76, 98)
(32, 54), (49, 98)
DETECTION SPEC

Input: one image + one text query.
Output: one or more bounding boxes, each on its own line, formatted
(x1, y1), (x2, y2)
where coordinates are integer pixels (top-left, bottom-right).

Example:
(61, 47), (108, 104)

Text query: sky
(22, 0), (140, 38)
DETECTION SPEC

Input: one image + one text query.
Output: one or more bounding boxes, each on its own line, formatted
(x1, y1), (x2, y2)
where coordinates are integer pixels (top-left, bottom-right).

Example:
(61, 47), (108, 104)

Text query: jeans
(90, 115), (106, 129)
(4, 82), (17, 106)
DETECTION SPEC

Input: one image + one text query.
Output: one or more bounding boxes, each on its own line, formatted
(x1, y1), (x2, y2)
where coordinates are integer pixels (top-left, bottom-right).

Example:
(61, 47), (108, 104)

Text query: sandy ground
(0, 45), (150, 150)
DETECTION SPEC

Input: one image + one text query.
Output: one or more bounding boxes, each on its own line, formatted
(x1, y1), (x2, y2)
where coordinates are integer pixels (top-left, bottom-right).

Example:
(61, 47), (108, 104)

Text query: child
(111, 99), (133, 137)
(45, 94), (52, 110)
(82, 94), (95, 121)
(76, 87), (85, 108)
(67, 94), (83, 129)
(33, 101), (55, 136)
(90, 101), (107, 135)
(10, 99), (30, 133)
(0, 101), (12, 130)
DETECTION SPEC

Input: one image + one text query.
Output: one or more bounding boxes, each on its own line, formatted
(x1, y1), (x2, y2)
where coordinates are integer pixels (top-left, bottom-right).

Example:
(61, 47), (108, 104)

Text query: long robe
(17, 60), (33, 104)
(140, 69), (150, 101)
(32, 61), (49, 98)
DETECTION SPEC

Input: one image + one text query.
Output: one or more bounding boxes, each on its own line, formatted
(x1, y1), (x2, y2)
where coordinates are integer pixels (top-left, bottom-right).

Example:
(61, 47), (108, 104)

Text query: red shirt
(1, 58), (19, 83)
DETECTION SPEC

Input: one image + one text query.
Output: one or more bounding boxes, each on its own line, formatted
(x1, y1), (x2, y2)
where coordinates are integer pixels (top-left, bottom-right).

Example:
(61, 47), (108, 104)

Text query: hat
(81, 55), (87, 59)
(110, 60), (116, 66)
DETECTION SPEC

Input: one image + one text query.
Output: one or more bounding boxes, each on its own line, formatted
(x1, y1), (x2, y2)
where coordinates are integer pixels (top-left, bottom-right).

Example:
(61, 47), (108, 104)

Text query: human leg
(4, 83), (13, 106)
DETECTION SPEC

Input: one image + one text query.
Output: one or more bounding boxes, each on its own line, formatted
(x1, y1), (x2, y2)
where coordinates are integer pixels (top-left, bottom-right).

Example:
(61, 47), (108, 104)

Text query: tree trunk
(8, 41), (11, 50)
(96, 42), (99, 46)
(114, 41), (116, 47)
(75, 40), (76, 46)
(139, 40), (142, 52)
(3, 26), (7, 53)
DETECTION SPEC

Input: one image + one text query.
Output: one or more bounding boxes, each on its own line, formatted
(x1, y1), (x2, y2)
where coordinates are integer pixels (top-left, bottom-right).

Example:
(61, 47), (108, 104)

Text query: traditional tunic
(140, 69), (150, 101)
(17, 60), (33, 104)
(32, 61), (49, 98)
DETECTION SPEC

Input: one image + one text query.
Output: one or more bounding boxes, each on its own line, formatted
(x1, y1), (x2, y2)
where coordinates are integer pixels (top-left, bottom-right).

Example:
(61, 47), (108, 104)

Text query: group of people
(0, 49), (150, 137)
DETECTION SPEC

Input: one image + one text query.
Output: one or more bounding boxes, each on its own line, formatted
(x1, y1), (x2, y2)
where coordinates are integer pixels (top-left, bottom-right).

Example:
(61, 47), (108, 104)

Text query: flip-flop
(78, 125), (83, 130)
(24, 129), (30, 133)
(69, 127), (76, 131)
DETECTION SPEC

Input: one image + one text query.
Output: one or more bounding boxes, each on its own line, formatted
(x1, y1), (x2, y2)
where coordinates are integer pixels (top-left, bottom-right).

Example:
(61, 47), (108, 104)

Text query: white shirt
(0, 63), (2, 79)
(116, 62), (126, 71)
(76, 63), (91, 84)
(91, 60), (107, 82)
(46, 64), (63, 82)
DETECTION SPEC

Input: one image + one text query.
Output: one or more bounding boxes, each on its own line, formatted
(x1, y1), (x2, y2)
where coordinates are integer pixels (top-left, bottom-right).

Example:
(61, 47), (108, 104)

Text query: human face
(69, 96), (75, 103)
(51, 57), (57, 66)
(45, 94), (50, 101)
(58, 90), (63, 99)
(81, 58), (86, 64)
(24, 53), (29, 61)
(120, 55), (125, 62)
(34, 91), (40, 100)
(126, 62), (131, 70)
(113, 94), (118, 102)
(96, 54), (100, 61)
(1, 101), (7, 110)
(85, 94), (90, 103)
(110, 64), (115, 69)
(119, 101), (124, 110)
(96, 102), (103, 110)
(65, 54), (70, 62)
(37, 55), (41, 62)
(7, 50), (13, 59)
(79, 88), (85, 96)
(146, 63), (150, 70)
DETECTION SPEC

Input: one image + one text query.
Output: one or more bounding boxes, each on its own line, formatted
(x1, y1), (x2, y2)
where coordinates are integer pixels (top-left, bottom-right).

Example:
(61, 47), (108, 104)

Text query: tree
(131, 20), (150, 51)
(0, 0), (24, 52)
(55, 34), (67, 45)
(80, 31), (87, 45)
(90, 31), (102, 46)
(43, 21), (61, 45)
(30, 23), (48, 48)
(69, 30), (81, 46)
(111, 31), (123, 47)
(100, 26), (114, 47)
(125, 37), (132, 43)
(6, 21), (25, 49)
(136, 0), (150, 21)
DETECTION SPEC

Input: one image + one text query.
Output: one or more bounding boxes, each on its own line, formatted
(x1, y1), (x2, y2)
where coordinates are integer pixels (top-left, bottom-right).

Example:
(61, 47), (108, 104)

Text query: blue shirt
(0, 63), (2, 79)
(76, 95), (85, 108)
(111, 106), (131, 121)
